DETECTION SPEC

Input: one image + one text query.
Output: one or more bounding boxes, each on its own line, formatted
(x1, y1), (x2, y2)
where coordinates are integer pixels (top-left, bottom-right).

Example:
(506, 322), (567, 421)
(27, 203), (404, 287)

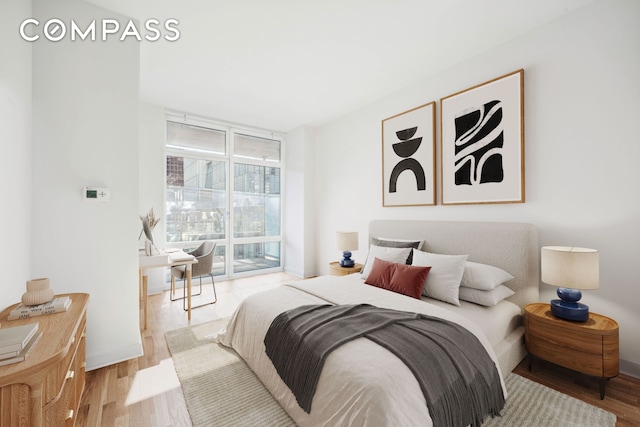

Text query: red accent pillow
(365, 258), (431, 299)
(389, 262), (431, 298)
(365, 257), (395, 289)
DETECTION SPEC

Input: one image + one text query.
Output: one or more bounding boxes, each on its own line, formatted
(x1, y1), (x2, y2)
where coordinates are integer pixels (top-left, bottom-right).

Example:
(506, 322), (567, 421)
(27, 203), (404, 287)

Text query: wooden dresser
(0, 293), (89, 426)
(524, 302), (619, 399)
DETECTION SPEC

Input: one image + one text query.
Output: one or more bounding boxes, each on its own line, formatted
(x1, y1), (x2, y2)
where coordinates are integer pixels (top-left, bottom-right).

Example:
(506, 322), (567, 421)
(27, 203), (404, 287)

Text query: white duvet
(216, 275), (506, 427)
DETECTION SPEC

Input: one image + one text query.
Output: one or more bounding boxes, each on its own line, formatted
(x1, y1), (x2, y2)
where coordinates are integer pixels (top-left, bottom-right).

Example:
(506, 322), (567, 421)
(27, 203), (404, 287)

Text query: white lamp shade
(336, 232), (359, 252)
(541, 246), (599, 290)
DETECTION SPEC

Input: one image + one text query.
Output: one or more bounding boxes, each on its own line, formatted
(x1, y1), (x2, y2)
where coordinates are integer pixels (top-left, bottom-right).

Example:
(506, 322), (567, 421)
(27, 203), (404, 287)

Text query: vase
(22, 277), (55, 306)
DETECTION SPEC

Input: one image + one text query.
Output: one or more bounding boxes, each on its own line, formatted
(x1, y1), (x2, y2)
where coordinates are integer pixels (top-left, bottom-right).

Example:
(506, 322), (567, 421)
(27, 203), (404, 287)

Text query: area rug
(165, 319), (616, 427)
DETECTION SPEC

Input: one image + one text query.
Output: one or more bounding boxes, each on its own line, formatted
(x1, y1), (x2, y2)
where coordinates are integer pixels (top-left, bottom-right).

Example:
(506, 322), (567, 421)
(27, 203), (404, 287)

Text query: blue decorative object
(551, 287), (589, 321)
(340, 251), (355, 268)
(556, 287), (582, 302)
(551, 299), (589, 322)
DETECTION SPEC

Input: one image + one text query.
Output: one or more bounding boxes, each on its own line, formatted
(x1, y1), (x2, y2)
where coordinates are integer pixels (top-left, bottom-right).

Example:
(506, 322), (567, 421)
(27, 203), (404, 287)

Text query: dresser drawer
(44, 333), (78, 405)
(526, 332), (605, 377)
(74, 321), (87, 412)
(44, 354), (77, 427)
(526, 317), (603, 355)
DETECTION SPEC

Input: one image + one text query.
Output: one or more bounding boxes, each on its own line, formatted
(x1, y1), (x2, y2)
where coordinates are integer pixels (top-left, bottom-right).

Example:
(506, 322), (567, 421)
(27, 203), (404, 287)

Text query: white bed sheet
(421, 296), (521, 347)
(316, 275), (522, 352)
(216, 274), (506, 427)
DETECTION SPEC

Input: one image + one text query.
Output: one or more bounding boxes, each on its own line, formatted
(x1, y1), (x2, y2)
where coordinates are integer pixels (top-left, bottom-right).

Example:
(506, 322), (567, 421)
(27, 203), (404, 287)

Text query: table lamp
(541, 246), (599, 322)
(336, 231), (359, 267)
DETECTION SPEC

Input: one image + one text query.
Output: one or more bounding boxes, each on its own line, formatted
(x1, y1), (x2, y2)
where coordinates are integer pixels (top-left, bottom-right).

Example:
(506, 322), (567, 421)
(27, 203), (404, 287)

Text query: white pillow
(361, 245), (412, 280)
(411, 250), (468, 306)
(458, 285), (515, 306)
(461, 261), (514, 291)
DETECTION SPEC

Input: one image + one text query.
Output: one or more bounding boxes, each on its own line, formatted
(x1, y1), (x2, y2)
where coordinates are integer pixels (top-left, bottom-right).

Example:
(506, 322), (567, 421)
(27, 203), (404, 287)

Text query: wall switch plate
(83, 187), (110, 202)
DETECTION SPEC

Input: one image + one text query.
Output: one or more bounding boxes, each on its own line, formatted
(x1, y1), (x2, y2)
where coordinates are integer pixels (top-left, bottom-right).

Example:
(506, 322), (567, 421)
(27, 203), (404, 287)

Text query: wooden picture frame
(440, 70), (524, 205)
(382, 102), (436, 207)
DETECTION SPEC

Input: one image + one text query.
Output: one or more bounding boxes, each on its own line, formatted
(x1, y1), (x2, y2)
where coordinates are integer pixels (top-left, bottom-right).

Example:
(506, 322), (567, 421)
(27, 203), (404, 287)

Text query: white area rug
(166, 319), (616, 427)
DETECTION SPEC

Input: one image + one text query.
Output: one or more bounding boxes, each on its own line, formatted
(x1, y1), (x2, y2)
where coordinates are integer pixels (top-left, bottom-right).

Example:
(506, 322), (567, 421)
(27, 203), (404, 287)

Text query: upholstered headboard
(368, 220), (539, 310)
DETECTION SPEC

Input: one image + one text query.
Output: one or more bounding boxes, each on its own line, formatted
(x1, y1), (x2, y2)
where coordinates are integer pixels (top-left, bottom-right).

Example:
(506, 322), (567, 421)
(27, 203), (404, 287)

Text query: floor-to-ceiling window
(165, 114), (283, 278)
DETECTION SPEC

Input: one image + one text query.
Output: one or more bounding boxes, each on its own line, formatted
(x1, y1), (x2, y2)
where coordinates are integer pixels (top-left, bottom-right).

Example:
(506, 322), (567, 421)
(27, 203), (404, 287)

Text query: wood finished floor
(513, 359), (640, 426)
(76, 272), (640, 426)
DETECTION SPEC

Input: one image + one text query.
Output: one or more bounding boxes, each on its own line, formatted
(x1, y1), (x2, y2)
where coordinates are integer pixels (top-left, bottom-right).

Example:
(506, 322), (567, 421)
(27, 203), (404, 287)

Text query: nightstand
(524, 302), (619, 399)
(328, 262), (363, 276)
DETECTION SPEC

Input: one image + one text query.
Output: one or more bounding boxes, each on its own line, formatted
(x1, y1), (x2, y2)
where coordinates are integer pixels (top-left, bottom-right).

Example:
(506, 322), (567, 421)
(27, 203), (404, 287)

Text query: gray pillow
(370, 237), (422, 264)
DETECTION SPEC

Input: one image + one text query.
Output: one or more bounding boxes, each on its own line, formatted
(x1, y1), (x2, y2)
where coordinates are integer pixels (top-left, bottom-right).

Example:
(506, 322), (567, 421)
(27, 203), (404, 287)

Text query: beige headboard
(368, 220), (539, 310)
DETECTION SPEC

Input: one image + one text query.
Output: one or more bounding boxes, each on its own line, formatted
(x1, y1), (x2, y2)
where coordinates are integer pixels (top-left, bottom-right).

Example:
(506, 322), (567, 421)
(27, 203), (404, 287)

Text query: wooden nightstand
(524, 302), (619, 399)
(329, 262), (363, 276)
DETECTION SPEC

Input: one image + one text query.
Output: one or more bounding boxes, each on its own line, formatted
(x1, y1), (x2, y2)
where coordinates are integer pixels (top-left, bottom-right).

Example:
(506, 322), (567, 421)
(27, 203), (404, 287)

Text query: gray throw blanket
(264, 304), (505, 427)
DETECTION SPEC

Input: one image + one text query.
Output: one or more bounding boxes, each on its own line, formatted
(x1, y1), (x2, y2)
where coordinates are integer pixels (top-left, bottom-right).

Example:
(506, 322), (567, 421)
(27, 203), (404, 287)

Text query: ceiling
(86, 0), (597, 133)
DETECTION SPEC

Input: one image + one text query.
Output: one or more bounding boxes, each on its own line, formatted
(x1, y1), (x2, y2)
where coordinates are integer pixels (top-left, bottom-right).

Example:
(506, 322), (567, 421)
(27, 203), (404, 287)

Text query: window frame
(164, 111), (285, 279)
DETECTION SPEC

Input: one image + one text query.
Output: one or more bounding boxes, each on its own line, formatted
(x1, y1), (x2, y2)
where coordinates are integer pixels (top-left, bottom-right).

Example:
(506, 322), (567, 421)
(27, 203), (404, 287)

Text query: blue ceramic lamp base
(550, 287), (589, 322)
(340, 251), (355, 267)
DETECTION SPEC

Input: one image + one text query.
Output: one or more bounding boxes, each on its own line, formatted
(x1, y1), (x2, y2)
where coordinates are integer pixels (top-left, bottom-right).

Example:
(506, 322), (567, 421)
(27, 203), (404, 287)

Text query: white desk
(139, 251), (198, 329)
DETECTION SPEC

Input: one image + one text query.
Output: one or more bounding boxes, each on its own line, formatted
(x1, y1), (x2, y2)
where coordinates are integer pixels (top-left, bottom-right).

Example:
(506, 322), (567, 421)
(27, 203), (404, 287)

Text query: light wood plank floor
(76, 273), (640, 426)
(76, 272), (298, 427)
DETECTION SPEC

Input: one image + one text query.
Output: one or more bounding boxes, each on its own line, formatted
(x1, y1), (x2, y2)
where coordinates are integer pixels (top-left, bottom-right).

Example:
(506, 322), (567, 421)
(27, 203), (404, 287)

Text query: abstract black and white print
(454, 100), (504, 186)
(388, 125), (425, 193)
(382, 102), (436, 207)
(441, 70), (524, 205)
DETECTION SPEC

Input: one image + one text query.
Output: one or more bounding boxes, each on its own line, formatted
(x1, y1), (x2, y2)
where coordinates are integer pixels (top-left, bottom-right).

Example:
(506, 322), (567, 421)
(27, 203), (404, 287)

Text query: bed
(217, 220), (539, 426)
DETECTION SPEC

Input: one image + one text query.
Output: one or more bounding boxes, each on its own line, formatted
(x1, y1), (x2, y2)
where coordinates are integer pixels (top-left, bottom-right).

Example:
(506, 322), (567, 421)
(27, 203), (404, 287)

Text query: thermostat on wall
(83, 187), (110, 202)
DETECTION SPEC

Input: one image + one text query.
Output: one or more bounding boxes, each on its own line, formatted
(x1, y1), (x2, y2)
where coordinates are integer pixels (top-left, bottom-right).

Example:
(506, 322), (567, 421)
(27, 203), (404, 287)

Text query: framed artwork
(440, 69), (524, 205)
(382, 102), (436, 207)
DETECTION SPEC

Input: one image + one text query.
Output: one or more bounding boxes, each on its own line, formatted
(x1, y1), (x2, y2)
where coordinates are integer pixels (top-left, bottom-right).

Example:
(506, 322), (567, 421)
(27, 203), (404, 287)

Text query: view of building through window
(165, 120), (282, 277)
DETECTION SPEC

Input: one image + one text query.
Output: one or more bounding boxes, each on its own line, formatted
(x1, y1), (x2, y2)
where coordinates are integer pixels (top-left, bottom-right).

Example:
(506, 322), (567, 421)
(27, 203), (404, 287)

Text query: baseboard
(620, 358), (640, 379)
(283, 266), (304, 278)
(86, 341), (144, 371)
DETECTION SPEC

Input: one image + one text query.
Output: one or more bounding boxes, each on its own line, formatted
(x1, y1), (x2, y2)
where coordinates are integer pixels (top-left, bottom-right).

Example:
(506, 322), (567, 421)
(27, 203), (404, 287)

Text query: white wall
(284, 126), (316, 278)
(31, 0), (142, 369)
(0, 0), (32, 309)
(139, 103), (168, 294)
(313, 0), (640, 376)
